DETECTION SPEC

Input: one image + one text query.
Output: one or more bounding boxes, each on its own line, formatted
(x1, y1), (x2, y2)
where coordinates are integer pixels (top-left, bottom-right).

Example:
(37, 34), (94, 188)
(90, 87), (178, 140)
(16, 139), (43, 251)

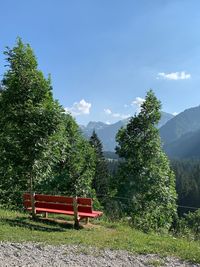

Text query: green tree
(41, 114), (96, 198)
(89, 130), (110, 205)
(171, 159), (200, 215)
(0, 38), (62, 213)
(116, 90), (177, 232)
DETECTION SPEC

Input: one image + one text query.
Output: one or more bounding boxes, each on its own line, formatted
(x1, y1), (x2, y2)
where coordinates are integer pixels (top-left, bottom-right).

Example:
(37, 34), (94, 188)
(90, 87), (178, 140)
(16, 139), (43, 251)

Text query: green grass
(0, 208), (200, 263)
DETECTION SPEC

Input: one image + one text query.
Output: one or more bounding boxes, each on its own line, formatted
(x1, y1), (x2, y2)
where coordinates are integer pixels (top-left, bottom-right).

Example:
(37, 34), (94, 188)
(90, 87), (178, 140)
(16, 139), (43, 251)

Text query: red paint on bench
(26, 207), (75, 216)
(35, 201), (74, 211)
(78, 206), (92, 213)
(35, 194), (73, 204)
(77, 198), (92, 205)
(23, 193), (103, 223)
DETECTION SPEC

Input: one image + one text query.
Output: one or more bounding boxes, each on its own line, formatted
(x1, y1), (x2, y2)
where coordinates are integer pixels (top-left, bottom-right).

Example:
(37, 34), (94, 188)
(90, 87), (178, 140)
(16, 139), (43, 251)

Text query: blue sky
(1, 0), (200, 125)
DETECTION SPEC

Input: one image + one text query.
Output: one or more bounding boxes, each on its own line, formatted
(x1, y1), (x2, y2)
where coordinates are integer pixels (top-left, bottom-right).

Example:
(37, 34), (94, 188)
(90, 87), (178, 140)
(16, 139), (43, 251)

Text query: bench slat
(26, 207), (103, 218)
(77, 198), (92, 206)
(35, 194), (73, 204)
(23, 193), (31, 201)
(24, 200), (31, 208)
(78, 206), (92, 213)
(35, 202), (74, 211)
(27, 207), (75, 216)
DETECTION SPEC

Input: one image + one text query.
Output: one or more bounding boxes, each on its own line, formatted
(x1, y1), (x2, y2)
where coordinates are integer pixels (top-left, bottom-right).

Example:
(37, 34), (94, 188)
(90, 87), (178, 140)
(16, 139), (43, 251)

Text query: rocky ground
(0, 242), (199, 267)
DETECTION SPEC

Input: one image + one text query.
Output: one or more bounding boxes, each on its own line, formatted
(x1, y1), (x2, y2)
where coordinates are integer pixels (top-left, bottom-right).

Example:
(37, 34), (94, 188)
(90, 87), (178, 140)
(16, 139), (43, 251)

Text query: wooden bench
(23, 193), (103, 228)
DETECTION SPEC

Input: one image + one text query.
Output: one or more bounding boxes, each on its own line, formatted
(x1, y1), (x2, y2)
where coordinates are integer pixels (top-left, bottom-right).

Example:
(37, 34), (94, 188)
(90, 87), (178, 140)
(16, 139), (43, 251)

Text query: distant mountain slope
(82, 119), (129, 151)
(157, 112), (174, 128)
(164, 129), (200, 159)
(103, 151), (119, 160)
(81, 111), (173, 151)
(160, 105), (200, 145)
(81, 121), (109, 138)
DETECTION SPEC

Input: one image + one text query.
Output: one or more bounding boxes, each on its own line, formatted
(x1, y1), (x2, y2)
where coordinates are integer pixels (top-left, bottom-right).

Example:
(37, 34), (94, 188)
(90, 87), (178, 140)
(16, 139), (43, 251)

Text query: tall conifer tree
(0, 38), (62, 212)
(116, 90), (177, 231)
(89, 130), (110, 204)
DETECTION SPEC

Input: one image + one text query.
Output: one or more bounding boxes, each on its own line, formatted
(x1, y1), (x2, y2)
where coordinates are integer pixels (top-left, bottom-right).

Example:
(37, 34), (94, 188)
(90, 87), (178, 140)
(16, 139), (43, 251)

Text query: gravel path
(0, 242), (199, 267)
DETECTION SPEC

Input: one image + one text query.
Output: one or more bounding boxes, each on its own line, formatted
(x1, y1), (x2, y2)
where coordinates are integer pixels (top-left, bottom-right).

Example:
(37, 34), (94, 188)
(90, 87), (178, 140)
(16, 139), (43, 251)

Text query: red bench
(23, 193), (103, 227)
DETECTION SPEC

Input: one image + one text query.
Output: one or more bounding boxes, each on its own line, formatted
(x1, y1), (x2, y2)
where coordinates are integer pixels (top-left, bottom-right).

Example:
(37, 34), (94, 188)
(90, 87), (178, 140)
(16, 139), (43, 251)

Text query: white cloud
(131, 97), (145, 113)
(104, 108), (112, 115)
(104, 108), (130, 120)
(157, 71), (191, 80)
(131, 97), (145, 107)
(65, 99), (91, 116)
(172, 112), (178, 116)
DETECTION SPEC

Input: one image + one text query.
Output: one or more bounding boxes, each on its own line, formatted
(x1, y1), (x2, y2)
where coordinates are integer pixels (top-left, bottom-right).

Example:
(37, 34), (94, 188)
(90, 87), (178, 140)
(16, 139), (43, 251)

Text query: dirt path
(0, 242), (199, 267)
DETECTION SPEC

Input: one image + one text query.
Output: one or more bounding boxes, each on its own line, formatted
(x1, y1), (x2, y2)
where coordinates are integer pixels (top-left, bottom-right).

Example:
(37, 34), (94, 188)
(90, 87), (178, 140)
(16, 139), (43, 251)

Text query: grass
(0, 208), (200, 264)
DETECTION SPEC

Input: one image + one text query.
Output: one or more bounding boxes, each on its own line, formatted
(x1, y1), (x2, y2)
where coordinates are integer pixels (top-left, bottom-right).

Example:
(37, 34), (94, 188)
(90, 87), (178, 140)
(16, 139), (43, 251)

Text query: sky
(1, 0), (200, 125)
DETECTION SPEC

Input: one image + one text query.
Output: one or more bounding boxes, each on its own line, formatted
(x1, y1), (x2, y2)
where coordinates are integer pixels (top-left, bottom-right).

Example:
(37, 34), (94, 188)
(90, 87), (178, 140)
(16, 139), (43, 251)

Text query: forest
(107, 158), (200, 215)
(0, 39), (199, 238)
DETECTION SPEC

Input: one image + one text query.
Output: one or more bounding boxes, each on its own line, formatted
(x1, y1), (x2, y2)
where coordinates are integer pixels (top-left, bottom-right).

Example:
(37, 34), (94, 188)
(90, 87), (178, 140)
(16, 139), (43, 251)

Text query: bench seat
(26, 207), (103, 218)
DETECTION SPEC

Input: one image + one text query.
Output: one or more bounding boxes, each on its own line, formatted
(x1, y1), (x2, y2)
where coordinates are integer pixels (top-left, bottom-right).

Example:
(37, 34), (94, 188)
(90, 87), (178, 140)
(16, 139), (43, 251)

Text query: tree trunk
(30, 174), (36, 219)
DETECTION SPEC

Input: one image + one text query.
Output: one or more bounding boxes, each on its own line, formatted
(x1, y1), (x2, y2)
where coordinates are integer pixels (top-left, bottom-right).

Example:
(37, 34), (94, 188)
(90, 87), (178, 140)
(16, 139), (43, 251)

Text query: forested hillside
(171, 159), (200, 214)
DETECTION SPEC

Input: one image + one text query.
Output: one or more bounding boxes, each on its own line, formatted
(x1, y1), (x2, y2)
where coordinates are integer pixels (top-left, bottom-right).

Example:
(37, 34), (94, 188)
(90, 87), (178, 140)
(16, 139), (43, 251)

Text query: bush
(103, 199), (124, 221)
(131, 205), (173, 233)
(175, 209), (200, 240)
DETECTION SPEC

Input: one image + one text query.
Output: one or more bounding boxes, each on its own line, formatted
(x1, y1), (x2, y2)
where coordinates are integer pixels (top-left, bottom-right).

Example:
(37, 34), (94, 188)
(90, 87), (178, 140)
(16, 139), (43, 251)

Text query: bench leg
(74, 218), (80, 229)
(73, 196), (80, 229)
(44, 212), (48, 218)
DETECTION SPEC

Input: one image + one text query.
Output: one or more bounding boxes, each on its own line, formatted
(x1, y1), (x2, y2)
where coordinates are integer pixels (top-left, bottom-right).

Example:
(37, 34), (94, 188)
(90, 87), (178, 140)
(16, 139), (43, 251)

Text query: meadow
(0, 208), (200, 264)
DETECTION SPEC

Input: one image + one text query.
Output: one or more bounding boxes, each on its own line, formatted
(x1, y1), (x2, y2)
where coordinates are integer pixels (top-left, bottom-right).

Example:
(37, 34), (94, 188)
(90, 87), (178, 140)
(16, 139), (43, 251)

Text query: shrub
(175, 209), (200, 240)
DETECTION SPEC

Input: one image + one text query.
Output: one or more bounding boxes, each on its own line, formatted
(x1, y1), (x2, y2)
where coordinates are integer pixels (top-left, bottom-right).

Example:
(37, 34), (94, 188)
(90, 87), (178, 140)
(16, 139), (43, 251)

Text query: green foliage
(171, 159), (200, 215)
(89, 131), (111, 204)
(175, 209), (200, 240)
(116, 90), (177, 232)
(0, 38), (62, 206)
(0, 38), (101, 208)
(39, 114), (96, 197)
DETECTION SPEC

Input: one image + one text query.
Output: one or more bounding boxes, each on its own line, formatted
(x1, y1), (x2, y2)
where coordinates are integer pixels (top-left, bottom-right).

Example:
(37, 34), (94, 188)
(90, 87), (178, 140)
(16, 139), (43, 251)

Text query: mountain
(164, 129), (200, 159)
(81, 105), (200, 158)
(103, 151), (119, 160)
(82, 118), (129, 151)
(81, 121), (109, 137)
(160, 105), (200, 145)
(159, 105), (200, 159)
(157, 112), (174, 128)
(81, 111), (173, 151)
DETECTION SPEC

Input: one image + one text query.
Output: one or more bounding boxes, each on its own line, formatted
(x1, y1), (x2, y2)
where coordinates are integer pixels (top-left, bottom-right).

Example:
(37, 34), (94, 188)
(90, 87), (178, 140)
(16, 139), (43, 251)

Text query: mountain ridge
(164, 129), (200, 159)
(81, 111), (174, 151)
(160, 105), (200, 145)
(80, 105), (200, 159)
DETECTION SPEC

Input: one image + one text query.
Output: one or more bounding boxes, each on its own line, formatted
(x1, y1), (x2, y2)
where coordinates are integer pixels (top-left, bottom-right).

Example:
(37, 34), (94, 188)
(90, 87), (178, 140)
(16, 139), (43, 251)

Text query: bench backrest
(23, 193), (93, 213)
